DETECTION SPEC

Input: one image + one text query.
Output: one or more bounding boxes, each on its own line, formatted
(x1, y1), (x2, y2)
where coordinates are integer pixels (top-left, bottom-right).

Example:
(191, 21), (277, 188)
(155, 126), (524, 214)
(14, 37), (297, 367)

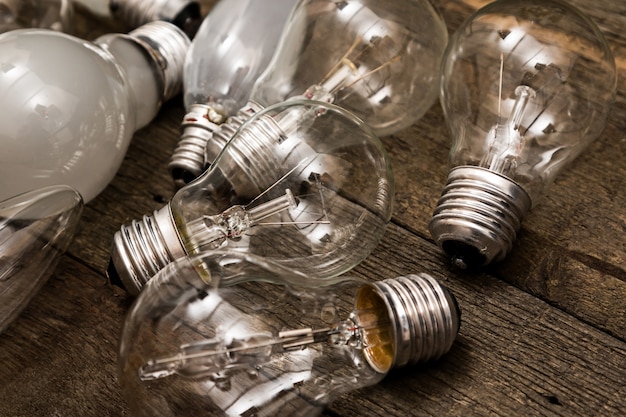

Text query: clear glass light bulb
(429, 0), (617, 268)
(118, 251), (461, 417)
(168, 0), (298, 186)
(0, 0), (73, 33)
(0, 21), (190, 203)
(0, 185), (83, 333)
(109, 99), (394, 295)
(174, 0), (448, 186)
(73, 0), (201, 37)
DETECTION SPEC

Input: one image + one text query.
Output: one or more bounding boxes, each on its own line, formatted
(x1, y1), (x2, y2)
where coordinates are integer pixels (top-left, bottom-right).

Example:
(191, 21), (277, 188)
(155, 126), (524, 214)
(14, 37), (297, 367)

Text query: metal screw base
(108, 204), (185, 295)
(359, 273), (460, 372)
(169, 104), (222, 188)
(429, 166), (531, 268)
(204, 100), (265, 169)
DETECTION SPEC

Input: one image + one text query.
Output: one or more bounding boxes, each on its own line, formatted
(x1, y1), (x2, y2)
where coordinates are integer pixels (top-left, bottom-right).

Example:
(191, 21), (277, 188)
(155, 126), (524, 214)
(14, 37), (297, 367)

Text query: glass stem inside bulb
(480, 84), (536, 175)
(246, 188), (297, 225)
(184, 190), (299, 251)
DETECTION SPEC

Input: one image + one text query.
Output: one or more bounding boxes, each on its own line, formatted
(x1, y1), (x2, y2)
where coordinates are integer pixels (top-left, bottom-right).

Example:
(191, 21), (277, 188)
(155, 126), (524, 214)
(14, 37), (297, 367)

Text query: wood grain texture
(1, 0), (625, 416)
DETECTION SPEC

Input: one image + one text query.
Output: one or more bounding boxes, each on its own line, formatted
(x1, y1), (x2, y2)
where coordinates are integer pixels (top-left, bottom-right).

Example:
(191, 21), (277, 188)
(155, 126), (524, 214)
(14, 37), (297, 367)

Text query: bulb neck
(107, 204), (185, 295)
(127, 21), (190, 102)
(110, 0), (201, 37)
(169, 104), (223, 188)
(429, 166), (531, 268)
(363, 273), (460, 372)
(205, 100), (265, 170)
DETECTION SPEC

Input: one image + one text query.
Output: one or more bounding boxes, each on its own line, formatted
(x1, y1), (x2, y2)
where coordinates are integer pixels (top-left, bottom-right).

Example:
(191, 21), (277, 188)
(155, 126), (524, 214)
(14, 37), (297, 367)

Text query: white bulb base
(361, 273), (460, 372)
(108, 204), (185, 295)
(169, 104), (222, 187)
(429, 166), (531, 268)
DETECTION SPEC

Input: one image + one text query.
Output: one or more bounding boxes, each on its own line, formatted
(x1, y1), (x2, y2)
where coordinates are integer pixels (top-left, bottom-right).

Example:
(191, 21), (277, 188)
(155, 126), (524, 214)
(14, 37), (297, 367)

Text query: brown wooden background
(1, 0), (624, 415)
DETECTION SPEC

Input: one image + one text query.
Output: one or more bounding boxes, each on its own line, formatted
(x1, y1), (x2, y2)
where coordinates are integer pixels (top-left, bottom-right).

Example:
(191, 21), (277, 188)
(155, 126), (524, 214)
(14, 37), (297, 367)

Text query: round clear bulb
(169, 0), (298, 186)
(0, 21), (190, 203)
(109, 99), (394, 295)
(73, 0), (201, 37)
(176, 0), (448, 186)
(118, 251), (460, 417)
(0, 0), (73, 33)
(429, 0), (617, 268)
(0, 185), (83, 333)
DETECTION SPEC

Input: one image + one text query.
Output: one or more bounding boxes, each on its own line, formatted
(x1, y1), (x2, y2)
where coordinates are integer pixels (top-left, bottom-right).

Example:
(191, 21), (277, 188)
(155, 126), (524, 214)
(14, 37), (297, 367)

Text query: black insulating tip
(106, 258), (126, 290)
(442, 240), (487, 270)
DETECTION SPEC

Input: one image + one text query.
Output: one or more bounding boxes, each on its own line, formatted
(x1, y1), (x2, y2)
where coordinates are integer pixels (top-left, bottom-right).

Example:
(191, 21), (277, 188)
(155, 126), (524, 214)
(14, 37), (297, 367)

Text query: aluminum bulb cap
(107, 204), (185, 296)
(169, 104), (222, 187)
(429, 166), (531, 268)
(128, 21), (190, 102)
(358, 273), (460, 373)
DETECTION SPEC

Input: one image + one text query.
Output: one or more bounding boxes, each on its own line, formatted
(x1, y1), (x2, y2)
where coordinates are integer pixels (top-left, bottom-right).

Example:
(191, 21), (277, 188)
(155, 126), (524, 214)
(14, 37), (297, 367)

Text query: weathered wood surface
(1, 0), (625, 416)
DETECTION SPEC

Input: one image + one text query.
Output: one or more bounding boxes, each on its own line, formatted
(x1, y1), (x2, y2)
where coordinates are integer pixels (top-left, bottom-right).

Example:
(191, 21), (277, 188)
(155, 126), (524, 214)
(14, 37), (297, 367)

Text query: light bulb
(109, 99), (394, 295)
(0, 185), (83, 333)
(118, 251), (460, 417)
(174, 0), (448, 186)
(429, 0), (617, 268)
(0, 21), (190, 203)
(0, 0), (73, 33)
(73, 0), (201, 37)
(168, 0), (298, 186)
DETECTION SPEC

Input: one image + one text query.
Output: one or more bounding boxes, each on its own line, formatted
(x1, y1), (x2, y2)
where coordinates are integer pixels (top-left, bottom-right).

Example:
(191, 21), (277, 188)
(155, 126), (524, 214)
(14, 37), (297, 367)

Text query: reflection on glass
(0, 21), (189, 203)
(109, 100), (394, 295)
(0, 185), (83, 333)
(119, 252), (460, 417)
(429, 0), (617, 267)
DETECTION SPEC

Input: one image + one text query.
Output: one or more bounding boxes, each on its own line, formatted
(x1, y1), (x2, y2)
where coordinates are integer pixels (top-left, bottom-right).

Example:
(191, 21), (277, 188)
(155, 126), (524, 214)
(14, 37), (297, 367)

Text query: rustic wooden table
(1, 0), (625, 415)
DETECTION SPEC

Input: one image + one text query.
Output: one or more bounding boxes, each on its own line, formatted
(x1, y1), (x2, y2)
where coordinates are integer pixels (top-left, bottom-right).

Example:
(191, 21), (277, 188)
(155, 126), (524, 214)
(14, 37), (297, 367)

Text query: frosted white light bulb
(109, 100), (394, 295)
(0, 21), (190, 203)
(429, 0), (617, 268)
(175, 0), (447, 186)
(73, 0), (201, 37)
(118, 251), (460, 417)
(0, 185), (83, 333)
(0, 0), (73, 32)
(168, 0), (298, 186)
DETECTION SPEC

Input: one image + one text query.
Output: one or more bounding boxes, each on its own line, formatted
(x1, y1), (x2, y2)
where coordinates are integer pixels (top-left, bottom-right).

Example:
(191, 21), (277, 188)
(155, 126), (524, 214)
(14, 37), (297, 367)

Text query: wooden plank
(0, 258), (129, 416)
(2, 1), (625, 416)
(1, 226), (624, 416)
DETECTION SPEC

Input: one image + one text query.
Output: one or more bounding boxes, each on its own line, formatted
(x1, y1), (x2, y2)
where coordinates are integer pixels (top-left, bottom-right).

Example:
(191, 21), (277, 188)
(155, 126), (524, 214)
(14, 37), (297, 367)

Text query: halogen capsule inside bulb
(118, 254), (460, 417)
